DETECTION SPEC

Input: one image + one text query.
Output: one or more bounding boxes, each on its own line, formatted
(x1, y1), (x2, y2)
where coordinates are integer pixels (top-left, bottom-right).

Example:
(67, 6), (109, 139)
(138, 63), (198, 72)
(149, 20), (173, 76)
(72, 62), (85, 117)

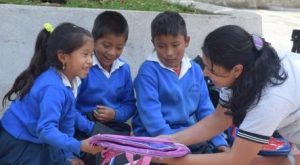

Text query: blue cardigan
(132, 59), (227, 147)
(1, 67), (94, 157)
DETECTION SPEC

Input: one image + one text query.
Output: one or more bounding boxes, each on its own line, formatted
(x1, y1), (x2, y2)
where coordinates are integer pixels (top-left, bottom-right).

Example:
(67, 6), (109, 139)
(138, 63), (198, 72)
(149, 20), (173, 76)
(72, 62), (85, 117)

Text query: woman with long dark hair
(157, 25), (300, 164)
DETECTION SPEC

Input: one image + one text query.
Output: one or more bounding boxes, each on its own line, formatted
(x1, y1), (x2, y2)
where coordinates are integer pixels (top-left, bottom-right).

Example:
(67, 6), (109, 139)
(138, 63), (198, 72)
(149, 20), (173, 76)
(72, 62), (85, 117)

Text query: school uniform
(219, 51), (300, 149)
(75, 55), (136, 165)
(76, 55), (136, 123)
(0, 67), (94, 164)
(132, 52), (228, 149)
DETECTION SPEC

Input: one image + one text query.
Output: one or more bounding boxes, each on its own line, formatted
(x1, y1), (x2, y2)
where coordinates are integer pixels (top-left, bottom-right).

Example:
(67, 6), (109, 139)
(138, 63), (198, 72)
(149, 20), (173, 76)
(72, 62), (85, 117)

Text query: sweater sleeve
(135, 74), (175, 136)
(74, 109), (94, 135)
(210, 133), (228, 147)
(114, 66), (136, 122)
(36, 86), (81, 155)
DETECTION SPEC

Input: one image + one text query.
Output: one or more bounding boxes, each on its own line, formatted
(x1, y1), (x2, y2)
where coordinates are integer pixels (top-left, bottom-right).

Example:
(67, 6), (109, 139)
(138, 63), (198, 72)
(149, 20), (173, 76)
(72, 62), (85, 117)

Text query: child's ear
(57, 51), (67, 65)
(185, 36), (190, 47)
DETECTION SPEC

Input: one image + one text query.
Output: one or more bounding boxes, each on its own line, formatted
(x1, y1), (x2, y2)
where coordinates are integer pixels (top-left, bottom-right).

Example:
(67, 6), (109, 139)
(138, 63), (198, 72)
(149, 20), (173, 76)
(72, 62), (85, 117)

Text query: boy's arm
(114, 67), (136, 122)
(210, 133), (228, 148)
(135, 74), (174, 136)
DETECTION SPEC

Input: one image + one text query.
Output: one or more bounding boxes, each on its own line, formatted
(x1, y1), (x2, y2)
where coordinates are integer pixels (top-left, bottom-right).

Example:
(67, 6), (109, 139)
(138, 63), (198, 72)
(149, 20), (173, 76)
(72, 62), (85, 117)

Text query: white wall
(0, 4), (261, 113)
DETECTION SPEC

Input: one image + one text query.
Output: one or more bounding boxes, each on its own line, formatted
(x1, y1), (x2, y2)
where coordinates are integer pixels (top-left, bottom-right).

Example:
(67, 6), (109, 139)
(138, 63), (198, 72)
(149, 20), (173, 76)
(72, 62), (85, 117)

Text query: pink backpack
(90, 134), (191, 165)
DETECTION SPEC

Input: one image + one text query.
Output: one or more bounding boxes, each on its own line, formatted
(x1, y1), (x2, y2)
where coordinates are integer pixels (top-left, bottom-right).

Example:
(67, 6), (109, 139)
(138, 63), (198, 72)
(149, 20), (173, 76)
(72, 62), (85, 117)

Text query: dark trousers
(188, 141), (214, 154)
(75, 113), (131, 165)
(0, 124), (69, 165)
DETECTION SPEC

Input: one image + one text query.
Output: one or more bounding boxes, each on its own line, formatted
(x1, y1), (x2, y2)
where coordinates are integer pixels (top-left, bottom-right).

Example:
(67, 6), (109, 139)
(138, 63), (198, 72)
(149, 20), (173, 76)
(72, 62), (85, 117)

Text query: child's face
(94, 33), (126, 72)
(63, 37), (94, 81)
(153, 34), (189, 68)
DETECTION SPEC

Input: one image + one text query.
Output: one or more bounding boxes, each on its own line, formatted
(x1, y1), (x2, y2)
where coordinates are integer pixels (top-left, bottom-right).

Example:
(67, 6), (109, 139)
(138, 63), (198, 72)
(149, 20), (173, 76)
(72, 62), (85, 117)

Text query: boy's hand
(93, 105), (115, 122)
(80, 137), (103, 155)
(216, 145), (230, 152)
(68, 158), (85, 165)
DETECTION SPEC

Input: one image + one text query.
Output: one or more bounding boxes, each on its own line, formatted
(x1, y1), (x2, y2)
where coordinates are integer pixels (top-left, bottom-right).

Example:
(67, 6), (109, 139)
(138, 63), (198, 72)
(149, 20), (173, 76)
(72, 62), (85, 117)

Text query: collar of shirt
(93, 55), (125, 78)
(57, 70), (81, 97)
(146, 52), (192, 79)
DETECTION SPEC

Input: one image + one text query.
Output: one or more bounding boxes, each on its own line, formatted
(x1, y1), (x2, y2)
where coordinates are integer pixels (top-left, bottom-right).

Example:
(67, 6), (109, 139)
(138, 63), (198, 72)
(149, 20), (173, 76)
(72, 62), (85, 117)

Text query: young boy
(132, 11), (228, 153)
(76, 11), (136, 164)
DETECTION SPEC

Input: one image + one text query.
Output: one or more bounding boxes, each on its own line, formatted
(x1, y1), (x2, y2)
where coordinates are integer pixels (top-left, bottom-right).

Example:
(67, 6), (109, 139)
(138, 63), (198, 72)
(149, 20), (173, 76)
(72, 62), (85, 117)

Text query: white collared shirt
(57, 70), (81, 97)
(146, 52), (192, 79)
(93, 55), (125, 78)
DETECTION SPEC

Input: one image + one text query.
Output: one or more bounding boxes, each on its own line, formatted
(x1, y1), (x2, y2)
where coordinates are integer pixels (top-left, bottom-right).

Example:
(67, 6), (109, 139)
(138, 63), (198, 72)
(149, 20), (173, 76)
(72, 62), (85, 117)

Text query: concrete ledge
(191, 0), (300, 9)
(0, 4), (261, 112)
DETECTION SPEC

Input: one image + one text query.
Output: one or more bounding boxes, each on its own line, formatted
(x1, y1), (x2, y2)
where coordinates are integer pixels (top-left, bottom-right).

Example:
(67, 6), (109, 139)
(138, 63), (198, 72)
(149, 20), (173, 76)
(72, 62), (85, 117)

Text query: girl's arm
(74, 109), (94, 135)
(80, 137), (103, 155)
(158, 137), (263, 165)
(172, 104), (232, 145)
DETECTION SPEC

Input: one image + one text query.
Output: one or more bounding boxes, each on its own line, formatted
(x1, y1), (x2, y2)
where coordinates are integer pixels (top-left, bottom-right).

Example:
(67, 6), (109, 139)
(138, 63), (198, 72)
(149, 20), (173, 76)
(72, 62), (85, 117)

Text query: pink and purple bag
(90, 134), (191, 165)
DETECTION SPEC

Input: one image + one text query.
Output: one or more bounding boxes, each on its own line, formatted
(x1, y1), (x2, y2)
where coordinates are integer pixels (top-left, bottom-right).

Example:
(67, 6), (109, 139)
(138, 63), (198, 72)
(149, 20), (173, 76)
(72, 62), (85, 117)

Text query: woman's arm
(157, 137), (263, 165)
(172, 104), (232, 145)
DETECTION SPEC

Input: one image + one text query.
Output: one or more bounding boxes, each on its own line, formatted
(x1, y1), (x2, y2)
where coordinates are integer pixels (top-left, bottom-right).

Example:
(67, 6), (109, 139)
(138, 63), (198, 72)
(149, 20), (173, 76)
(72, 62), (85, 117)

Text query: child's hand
(68, 158), (85, 165)
(93, 105), (115, 122)
(216, 145), (230, 152)
(80, 137), (103, 155)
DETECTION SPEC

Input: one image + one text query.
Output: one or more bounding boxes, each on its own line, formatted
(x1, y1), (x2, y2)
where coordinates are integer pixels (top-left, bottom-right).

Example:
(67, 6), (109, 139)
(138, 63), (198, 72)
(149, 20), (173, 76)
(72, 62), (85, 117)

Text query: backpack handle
(126, 152), (152, 165)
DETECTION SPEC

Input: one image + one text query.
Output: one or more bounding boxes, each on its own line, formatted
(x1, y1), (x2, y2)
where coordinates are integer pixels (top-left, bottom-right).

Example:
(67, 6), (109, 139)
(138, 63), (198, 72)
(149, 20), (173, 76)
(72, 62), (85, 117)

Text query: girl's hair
(151, 11), (187, 39)
(202, 25), (287, 126)
(2, 22), (92, 107)
(92, 11), (129, 41)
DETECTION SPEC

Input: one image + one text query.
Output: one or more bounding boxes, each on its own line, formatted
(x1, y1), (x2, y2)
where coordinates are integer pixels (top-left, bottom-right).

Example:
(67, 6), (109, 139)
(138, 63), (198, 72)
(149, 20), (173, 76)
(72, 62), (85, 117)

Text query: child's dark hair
(202, 25), (287, 126)
(92, 11), (129, 41)
(2, 22), (92, 107)
(151, 11), (187, 39)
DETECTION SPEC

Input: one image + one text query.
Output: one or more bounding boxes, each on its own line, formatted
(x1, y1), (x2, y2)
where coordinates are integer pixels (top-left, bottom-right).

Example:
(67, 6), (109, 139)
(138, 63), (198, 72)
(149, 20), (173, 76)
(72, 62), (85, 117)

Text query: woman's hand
(152, 155), (191, 165)
(80, 137), (103, 155)
(157, 134), (175, 141)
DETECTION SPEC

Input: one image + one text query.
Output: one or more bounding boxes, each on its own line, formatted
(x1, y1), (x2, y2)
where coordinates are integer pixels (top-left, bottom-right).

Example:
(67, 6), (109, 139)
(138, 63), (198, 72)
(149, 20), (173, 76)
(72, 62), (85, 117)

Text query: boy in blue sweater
(0, 22), (102, 164)
(75, 11), (136, 164)
(132, 11), (228, 153)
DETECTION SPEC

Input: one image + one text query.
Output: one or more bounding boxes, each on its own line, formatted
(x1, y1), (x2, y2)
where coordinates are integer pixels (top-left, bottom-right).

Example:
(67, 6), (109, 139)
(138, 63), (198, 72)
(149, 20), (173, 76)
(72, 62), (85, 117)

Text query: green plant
(0, 0), (207, 14)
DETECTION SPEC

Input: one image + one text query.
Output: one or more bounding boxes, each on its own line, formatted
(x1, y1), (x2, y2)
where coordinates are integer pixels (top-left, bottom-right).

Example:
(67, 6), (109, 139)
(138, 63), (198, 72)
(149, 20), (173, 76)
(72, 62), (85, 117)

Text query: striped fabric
(237, 129), (270, 144)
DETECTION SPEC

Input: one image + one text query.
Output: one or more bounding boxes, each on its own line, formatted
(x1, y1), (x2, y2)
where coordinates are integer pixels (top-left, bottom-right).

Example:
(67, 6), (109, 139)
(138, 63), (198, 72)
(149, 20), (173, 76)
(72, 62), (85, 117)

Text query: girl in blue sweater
(0, 22), (102, 165)
(132, 11), (228, 153)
